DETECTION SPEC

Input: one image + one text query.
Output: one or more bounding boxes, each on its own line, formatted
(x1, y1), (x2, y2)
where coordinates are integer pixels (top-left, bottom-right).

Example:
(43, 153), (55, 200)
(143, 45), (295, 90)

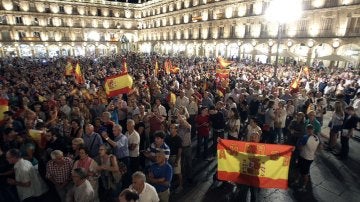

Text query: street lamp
(265, 0), (302, 78)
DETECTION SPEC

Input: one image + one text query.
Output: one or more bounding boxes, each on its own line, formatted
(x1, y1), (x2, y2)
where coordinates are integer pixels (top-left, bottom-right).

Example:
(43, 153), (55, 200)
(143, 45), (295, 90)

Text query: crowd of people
(0, 53), (359, 202)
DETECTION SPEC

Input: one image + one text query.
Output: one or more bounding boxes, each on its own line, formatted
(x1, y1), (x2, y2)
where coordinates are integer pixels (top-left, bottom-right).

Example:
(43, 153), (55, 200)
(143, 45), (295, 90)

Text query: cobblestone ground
(170, 112), (360, 202)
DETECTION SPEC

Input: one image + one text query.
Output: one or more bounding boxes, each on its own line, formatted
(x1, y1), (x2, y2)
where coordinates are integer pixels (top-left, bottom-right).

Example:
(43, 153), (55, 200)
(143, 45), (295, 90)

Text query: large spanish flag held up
(217, 57), (232, 69)
(74, 63), (85, 84)
(217, 139), (294, 189)
(0, 99), (9, 121)
(104, 73), (133, 98)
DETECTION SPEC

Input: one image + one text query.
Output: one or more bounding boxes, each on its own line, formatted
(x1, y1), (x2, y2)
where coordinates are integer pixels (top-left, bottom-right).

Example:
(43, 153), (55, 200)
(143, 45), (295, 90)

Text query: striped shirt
(147, 142), (170, 160)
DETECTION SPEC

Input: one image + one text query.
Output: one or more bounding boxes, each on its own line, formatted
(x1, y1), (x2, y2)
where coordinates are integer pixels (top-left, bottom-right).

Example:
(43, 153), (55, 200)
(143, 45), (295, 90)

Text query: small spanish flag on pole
(0, 99), (9, 121)
(154, 61), (159, 77)
(217, 139), (293, 189)
(122, 57), (128, 73)
(74, 63), (85, 84)
(104, 73), (133, 98)
(65, 60), (74, 76)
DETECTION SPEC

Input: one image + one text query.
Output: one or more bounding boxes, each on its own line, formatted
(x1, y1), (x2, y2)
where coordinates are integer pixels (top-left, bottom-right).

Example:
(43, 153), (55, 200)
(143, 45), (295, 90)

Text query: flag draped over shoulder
(0, 99), (9, 121)
(29, 129), (46, 149)
(217, 139), (294, 189)
(217, 57), (232, 69)
(74, 63), (85, 84)
(104, 73), (133, 98)
(167, 92), (177, 104)
(170, 66), (180, 74)
(65, 60), (73, 76)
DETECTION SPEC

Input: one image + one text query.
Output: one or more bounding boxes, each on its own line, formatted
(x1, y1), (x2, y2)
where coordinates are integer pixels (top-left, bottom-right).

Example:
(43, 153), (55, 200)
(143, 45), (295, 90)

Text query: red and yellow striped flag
(217, 57), (232, 69)
(217, 139), (294, 189)
(164, 59), (171, 75)
(122, 57), (128, 73)
(65, 60), (73, 76)
(303, 66), (310, 76)
(0, 99), (9, 121)
(104, 73), (133, 98)
(167, 92), (177, 105)
(170, 66), (180, 74)
(216, 69), (230, 79)
(74, 63), (85, 84)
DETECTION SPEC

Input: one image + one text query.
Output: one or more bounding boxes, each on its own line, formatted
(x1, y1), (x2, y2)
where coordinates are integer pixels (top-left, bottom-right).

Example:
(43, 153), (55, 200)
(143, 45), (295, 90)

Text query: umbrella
(271, 50), (299, 58)
(248, 49), (267, 56)
(317, 54), (353, 62)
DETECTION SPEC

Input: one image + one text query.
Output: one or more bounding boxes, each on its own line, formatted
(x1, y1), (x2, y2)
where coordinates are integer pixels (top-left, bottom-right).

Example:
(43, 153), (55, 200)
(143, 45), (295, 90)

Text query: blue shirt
(149, 162), (173, 193)
(83, 133), (103, 158)
(114, 134), (129, 159)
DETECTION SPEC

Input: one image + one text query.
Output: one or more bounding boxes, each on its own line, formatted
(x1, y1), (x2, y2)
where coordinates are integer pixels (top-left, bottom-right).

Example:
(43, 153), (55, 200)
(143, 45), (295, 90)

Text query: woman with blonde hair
(326, 101), (344, 151)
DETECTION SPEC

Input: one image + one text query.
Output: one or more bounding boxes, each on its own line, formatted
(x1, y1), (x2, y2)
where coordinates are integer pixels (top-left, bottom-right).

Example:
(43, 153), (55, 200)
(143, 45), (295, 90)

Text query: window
(16, 16), (23, 24)
(33, 32), (40, 38)
(34, 18), (39, 25)
(321, 18), (333, 30)
(0, 16), (6, 24)
(18, 32), (26, 38)
(219, 27), (224, 38)
(59, 6), (65, 13)
(347, 17), (360, 34)
(97, 9), (102, 16)
(298, 20), (308, 31)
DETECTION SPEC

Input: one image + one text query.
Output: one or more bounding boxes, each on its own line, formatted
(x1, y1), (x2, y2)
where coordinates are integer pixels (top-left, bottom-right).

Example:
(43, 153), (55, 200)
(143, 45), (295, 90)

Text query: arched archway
(337, 43), (359, 67)
(204, 43), (215, 58)
(34, 45), (46, 58)
(227, 43), (239, 58)
(74, 45), (85, 56)
(86, 44), (96, 56)
(60, 44), (72, 56)
(48, 44), (60, 58)
(216, 43), (226, 57)
(186, 43), (195, 56)
(97, 44), (107, 55)
(19, 44), (32, 57)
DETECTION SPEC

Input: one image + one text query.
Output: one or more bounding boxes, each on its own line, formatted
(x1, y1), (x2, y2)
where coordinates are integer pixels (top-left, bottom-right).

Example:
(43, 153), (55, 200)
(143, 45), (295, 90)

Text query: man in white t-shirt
(293, 124), (320, 192)
(6, 149), (48, 201)
(126, 119), (141, 173)
(129, 171), (159, 202)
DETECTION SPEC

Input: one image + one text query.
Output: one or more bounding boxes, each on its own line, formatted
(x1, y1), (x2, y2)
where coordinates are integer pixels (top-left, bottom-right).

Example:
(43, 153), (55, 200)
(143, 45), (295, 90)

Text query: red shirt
(196, 115), (210, 137)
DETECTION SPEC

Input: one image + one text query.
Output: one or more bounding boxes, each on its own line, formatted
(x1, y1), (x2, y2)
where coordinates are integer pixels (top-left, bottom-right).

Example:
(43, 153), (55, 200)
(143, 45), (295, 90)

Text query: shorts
(298, 156), (313, 175)
(169, 155), (181, 174)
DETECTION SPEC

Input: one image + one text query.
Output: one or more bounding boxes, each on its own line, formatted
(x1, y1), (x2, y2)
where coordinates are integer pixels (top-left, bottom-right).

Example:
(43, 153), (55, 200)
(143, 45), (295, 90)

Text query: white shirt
(176, 96), (189, 108)
(300, 135), (320, 161)
(130, 183), (159, 202)
(14, 159), (48, 201)
(156, 105), (167, 117)
(353, 98), (360, 117)
(127, 130), (140, 157)
(73, 180), (95, 202)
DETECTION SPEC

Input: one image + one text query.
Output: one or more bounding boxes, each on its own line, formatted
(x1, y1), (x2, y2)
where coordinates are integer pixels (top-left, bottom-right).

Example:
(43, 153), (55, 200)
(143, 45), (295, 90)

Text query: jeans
(340, 136), (350, 158)
(181, 146), (192, 179)
(212, 130), (224, 156)
(197, 136), (209, 159)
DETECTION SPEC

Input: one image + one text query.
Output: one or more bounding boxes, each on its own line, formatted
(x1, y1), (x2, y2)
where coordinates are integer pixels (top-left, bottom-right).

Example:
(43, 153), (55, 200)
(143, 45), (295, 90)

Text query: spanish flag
(303, 66), (310, 76)
(170, 66), (180, 74)
(154, 61), (159, 77)
(29, 129), (46, 149)
(216, 69), (230, 79)
(217, 57), (232, 69)
(164, 59), (171, 75)
(74, 63), (85, 84)
(122, 57), (128, 73)
(65, 60), (73, 76)
(167, 92), (177, 105)
(0, 99), (9, 121)
(217, 139), (293, 189)
(104, 73), (133, 98)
